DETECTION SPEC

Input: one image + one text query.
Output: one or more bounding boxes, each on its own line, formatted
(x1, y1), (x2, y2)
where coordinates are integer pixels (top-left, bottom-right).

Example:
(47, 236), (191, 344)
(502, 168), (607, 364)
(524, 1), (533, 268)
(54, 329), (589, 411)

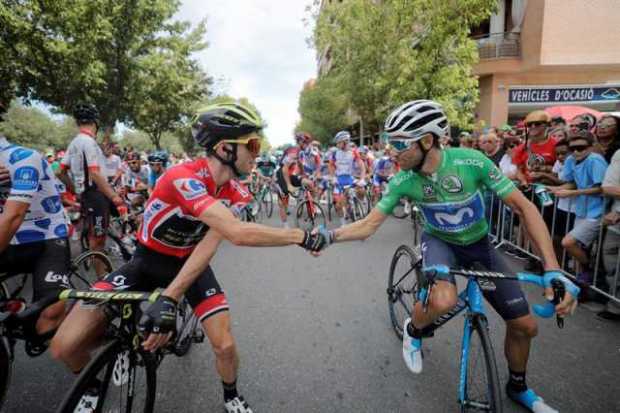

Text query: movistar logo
(435, 207), (474, 225)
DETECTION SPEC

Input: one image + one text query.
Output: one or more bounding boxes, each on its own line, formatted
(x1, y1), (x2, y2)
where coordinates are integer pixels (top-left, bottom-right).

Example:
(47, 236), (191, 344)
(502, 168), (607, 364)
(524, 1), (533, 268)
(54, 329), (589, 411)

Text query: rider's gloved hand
(542, 270), (579, 317)
(299, 229), (330, 252)
(138, 295), (178, 351)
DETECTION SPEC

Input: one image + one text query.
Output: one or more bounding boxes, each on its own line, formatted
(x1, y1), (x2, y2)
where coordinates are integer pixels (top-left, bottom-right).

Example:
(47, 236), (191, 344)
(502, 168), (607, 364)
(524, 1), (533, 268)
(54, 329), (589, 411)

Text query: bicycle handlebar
(425, 267), (580, 328)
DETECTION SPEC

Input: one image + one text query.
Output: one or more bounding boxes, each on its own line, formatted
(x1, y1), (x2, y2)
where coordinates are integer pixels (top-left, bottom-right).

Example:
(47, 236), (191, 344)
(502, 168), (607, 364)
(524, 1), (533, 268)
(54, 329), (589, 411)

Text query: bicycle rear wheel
(58, 340), (157, 413)
(387, 245), (421, 340)
(460, 315), (503, 413)
(174, 298), (203, 356)
(262, 189), (274, 219)
(70, 251), (115, 288)
(295, 200), (327, 231)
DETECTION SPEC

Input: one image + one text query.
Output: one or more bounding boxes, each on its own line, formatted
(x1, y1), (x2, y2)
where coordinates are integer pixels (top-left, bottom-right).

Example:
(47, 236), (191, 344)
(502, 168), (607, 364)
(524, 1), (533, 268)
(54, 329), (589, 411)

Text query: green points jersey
(377, 148), (515, 245)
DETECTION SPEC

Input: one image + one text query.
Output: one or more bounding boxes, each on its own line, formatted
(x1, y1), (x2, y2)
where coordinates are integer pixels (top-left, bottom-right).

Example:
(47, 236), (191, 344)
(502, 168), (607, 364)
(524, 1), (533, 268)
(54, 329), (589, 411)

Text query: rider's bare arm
(0, 200), (29, 253)
(502, 190), (560, 271)
(332, 208), (388, 242)
(163, 230), (224, 301)
(200, 201), (304, 246)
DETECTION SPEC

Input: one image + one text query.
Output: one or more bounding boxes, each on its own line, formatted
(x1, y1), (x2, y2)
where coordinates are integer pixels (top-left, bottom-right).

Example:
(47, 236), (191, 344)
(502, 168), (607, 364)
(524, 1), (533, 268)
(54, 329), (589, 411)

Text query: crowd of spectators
(456, 109), (620, 321)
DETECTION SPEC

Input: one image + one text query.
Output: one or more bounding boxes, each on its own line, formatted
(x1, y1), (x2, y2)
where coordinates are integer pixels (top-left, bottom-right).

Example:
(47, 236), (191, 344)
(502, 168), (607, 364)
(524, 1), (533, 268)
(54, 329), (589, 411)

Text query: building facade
(473, 0), (620, 126)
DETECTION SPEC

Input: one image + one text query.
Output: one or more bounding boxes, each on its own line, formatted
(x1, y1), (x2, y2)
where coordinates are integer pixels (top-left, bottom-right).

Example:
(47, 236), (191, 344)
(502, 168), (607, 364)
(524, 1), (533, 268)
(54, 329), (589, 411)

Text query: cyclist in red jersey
(50, 102), (328, 413)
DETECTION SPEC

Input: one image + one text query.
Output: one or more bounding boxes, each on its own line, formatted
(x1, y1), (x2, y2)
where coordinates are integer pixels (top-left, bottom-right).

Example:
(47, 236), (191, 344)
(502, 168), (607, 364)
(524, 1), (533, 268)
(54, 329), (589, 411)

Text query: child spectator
(548, 130), (608, 288)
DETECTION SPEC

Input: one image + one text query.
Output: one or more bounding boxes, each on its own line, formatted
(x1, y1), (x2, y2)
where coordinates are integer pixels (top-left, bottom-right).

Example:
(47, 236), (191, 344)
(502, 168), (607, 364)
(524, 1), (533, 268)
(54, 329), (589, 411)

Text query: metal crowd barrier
(485, 190), (620, 306)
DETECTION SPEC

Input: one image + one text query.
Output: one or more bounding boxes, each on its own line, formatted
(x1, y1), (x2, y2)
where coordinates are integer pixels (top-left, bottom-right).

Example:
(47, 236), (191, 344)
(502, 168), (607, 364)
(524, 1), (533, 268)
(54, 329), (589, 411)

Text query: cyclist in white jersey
(0, 100), (70, 335)
(329, 131), (366, 226)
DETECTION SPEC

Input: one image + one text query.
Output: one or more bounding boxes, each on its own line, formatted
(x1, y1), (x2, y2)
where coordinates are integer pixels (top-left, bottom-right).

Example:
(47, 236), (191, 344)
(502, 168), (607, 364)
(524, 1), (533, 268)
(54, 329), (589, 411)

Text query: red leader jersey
(138, 158), (251, 258)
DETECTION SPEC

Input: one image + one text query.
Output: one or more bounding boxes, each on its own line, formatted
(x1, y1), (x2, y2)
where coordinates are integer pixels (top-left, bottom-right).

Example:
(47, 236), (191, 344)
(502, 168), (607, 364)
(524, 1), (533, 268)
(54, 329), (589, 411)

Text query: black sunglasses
(568, 144), (590, 152)
(526, 121), (547, 128)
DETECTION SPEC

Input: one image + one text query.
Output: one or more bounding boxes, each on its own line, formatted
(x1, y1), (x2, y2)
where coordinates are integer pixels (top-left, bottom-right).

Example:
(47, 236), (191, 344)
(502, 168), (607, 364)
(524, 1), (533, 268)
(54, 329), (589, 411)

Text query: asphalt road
(2, 214), (620, 412)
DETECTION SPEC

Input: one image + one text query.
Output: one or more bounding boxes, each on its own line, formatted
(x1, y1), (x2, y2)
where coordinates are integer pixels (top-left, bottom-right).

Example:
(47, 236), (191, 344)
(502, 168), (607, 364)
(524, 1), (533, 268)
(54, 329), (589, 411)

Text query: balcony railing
(472, 32), (521, 59)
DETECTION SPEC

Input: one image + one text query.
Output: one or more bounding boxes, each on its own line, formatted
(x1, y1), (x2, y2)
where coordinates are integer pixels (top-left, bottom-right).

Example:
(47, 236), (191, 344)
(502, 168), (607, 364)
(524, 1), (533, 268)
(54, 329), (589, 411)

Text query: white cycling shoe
(402, 318), (423, 374)
(224, 396), (253, 413)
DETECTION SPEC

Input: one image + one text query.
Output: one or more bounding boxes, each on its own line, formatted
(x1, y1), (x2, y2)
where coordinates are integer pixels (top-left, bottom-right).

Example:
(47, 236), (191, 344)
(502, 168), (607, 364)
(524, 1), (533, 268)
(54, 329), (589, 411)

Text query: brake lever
(551, 279), (565, 329)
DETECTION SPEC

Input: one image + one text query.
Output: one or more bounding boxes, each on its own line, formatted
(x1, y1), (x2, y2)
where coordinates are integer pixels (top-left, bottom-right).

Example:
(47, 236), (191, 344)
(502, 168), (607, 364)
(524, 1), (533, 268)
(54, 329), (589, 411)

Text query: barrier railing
(485, 190), (620, 306)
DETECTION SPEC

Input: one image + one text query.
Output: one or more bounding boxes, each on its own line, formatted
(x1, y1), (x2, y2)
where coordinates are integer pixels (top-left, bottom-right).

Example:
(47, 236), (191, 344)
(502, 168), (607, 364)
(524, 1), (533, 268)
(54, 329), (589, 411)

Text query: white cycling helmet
(333, 130), (351, 143)
(384, 100), (449, 141)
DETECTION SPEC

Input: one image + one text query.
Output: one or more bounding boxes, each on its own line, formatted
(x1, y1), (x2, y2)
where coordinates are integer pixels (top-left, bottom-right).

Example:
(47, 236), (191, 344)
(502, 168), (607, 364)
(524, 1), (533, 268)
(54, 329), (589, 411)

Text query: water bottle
(534, 184), (553, 207)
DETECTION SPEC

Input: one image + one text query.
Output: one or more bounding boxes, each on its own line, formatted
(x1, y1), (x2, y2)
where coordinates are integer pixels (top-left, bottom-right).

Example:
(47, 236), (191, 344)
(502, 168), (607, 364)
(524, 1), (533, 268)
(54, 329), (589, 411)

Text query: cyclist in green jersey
(316, 100), (577, 413)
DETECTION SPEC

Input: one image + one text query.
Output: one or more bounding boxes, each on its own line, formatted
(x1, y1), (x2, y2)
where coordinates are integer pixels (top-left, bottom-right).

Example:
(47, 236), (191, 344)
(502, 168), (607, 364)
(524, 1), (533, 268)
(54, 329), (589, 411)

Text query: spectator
(459, 131), (474, 148)
(548, 129), (608, 288)
(548, 127), (568, 143)
(594, 114), (620, 163)
(499, 137), (520, 180)
(479, 132), (504, 166)
(599, 147), (620, 320)
(568, 113), (596, 134)
(550, 116), (566, 129)
(497, 124), (512, 141)
(513, 110), (557, 186)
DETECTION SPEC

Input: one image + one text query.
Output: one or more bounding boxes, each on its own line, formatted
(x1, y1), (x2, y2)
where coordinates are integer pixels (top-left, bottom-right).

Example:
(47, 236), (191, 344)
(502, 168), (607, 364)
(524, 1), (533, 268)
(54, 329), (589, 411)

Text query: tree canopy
(0, 0), (210, 145)
(304, 0), (496, 138)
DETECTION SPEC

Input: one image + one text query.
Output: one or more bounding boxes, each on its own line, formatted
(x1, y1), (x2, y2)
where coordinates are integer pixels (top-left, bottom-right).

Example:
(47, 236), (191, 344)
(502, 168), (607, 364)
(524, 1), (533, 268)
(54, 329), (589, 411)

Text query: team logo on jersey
(423, 184), (435, 197)
(420, 192), (485, 233)
(9, 148), (34, 164)
(174, 178), (207, 200)
(34, 218), (52, 230)
(41, 195), (63, 214)
(230, 180), (250, 198)
(13, 166), (39, 191)
(440, 175), (463, 193)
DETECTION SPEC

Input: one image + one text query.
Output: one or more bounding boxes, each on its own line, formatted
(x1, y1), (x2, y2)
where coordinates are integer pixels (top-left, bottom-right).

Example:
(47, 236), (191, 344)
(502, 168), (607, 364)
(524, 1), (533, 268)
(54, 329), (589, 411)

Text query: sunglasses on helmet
(218, 137), (261, 156)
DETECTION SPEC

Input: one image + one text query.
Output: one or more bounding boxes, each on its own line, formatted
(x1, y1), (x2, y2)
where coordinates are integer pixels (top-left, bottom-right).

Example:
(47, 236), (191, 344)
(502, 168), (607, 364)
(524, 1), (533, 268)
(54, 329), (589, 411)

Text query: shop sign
(509, 85), (620, 104)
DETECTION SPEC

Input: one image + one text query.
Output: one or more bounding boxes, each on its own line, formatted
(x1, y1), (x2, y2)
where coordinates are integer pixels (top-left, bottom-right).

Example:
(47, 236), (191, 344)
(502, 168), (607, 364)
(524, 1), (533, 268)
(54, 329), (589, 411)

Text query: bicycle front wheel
(295, 200), (326, 231)
(58, 340), (157, 413)
(387, 245), (421, 340)
(70, 251), (115, 289)
(461, 315), (503, 413)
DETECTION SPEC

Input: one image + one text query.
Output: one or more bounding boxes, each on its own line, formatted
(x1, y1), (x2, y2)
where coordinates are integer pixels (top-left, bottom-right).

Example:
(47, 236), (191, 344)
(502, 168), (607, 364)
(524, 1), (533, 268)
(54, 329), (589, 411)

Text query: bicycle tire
(349, 197), (365, 222)
(387, 245), (421, 340)
(460, 315), (503, 413)
(326, 190), (333, 222)
(263, 189), (274, 219)
(0, 338), (11, 412)
(174, 298), (202, 356)
(70, 251), (115, 288)
(57, 340), (157, 413)
(295, 200), (327, 231)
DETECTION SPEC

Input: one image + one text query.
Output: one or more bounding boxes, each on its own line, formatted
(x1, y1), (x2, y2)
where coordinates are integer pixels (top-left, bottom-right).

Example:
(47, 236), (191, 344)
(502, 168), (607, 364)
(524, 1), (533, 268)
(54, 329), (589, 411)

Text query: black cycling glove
(138, 295), (178, 335)
(299, 230), (328, 252)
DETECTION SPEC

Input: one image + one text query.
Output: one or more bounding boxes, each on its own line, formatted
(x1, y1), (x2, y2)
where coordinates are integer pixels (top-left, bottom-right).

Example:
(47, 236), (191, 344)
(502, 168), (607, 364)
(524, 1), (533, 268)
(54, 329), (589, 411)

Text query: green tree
(297, 76), (349, 145)
(310, 0), (496, 134)
(0, 0), (209, 130)
(0, 102), (76, 151)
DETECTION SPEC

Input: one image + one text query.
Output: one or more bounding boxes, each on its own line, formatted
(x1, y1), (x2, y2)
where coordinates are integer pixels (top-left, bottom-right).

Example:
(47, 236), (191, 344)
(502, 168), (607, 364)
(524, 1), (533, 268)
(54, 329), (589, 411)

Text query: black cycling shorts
(0, 238), (71, 302)
(92, 244), (228, 322)
(421, 232), (530, 321)
(81, 189), (112, 238)
(276, 167), (302, 198)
